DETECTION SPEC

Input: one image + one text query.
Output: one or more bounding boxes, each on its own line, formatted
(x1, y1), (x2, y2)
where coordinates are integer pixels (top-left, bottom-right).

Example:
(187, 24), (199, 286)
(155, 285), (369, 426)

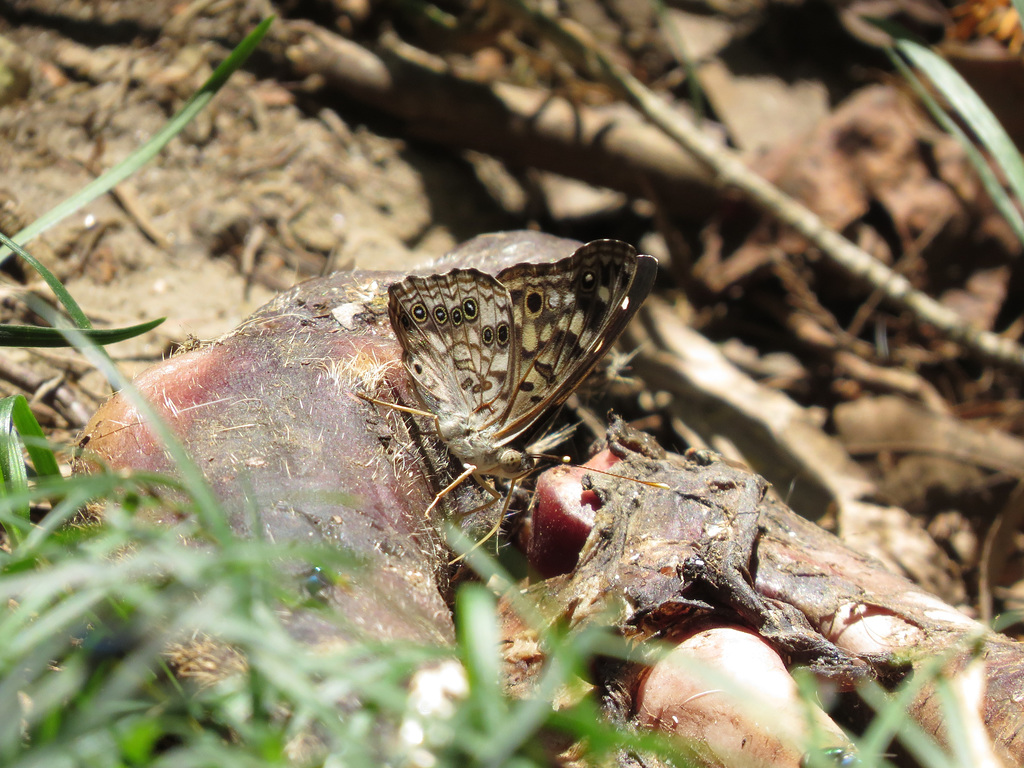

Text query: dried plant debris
(514, 419), (1024, 764)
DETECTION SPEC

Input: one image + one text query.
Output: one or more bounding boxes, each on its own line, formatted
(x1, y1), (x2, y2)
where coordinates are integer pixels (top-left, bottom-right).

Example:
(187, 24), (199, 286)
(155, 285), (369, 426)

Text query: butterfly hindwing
(388, 268), (517, 417)
(491, 240), (657, 443)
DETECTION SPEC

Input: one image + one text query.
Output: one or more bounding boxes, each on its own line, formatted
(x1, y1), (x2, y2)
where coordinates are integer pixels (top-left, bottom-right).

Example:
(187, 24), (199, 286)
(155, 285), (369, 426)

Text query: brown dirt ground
(0, 11), (525, 446)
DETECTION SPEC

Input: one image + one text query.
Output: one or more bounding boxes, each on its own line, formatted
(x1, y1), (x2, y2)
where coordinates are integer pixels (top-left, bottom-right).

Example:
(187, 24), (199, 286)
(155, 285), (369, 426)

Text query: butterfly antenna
(533, 452), (572, 465)
(530, 452), (670, 490)
(576, 464), (670, 490)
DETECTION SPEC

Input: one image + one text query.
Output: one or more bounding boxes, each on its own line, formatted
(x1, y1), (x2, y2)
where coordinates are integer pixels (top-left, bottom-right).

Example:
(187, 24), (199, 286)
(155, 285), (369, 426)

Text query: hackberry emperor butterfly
(379, 239), (657, 518)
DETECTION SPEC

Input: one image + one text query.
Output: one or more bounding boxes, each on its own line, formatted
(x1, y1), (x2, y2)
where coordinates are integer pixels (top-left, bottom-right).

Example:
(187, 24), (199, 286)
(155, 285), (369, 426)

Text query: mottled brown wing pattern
(388, 268), (516, 418)
(491, 240), (658, 444)
(387, 239), (657, 468)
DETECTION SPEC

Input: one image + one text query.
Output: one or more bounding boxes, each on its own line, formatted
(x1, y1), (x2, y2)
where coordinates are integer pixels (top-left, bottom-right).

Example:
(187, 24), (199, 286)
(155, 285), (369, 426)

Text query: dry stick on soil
(279, 21), (715, 217)
(0, 354), (91, 427)
(495, 0), (1024, 373)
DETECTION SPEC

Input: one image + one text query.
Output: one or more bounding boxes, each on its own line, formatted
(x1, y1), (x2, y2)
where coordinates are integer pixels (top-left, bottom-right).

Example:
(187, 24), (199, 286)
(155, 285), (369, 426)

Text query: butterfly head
(492, 446), (535, 479)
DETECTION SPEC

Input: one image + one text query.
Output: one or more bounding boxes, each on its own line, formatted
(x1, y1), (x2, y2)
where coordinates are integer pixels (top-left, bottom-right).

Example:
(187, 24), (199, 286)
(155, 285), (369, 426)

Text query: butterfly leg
(450, 476), (517, 564)
(424, 463), (480, 517)
(355, 392), (437, 421)
(463, 473), (504, 517)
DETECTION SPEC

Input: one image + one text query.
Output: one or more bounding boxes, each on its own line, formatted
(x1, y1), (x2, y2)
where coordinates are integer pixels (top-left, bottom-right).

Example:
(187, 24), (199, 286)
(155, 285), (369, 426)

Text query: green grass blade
(0, 394), (62, 548)
(8, 280), (231, 546)
(0, 231), (91, 329)
(897, 37), (1024, 206)
(456, 584), (504, 735)
(7, 397), (61, 480)
(0, 17), (274, 265)
(0, 396), (35, 545)
(53, 323), (232, 543)
(890, 37), (1024, 245)
(0, 318), (165, 348)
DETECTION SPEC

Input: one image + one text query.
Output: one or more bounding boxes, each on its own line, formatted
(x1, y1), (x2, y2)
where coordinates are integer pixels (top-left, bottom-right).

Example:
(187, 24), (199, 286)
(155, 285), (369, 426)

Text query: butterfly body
(433, 414), (532, 479)
(386, 239), (657, 507)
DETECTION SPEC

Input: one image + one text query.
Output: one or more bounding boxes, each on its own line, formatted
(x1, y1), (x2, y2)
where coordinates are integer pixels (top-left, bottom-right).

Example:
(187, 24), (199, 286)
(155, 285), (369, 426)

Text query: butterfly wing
(388, 268), (517, 420)
(491, 239), (658, 444)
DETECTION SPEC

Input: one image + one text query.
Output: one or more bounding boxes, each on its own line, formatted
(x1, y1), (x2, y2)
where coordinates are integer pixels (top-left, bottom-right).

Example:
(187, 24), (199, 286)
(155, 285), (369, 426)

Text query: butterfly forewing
(388, 268), (517, 417)
(491, 240), (657, 444)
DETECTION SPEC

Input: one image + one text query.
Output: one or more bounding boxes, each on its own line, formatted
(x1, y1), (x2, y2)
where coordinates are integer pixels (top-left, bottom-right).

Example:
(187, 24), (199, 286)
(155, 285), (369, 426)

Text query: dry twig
(0, 354), (92, 427)
(278, 21), (715, 216)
